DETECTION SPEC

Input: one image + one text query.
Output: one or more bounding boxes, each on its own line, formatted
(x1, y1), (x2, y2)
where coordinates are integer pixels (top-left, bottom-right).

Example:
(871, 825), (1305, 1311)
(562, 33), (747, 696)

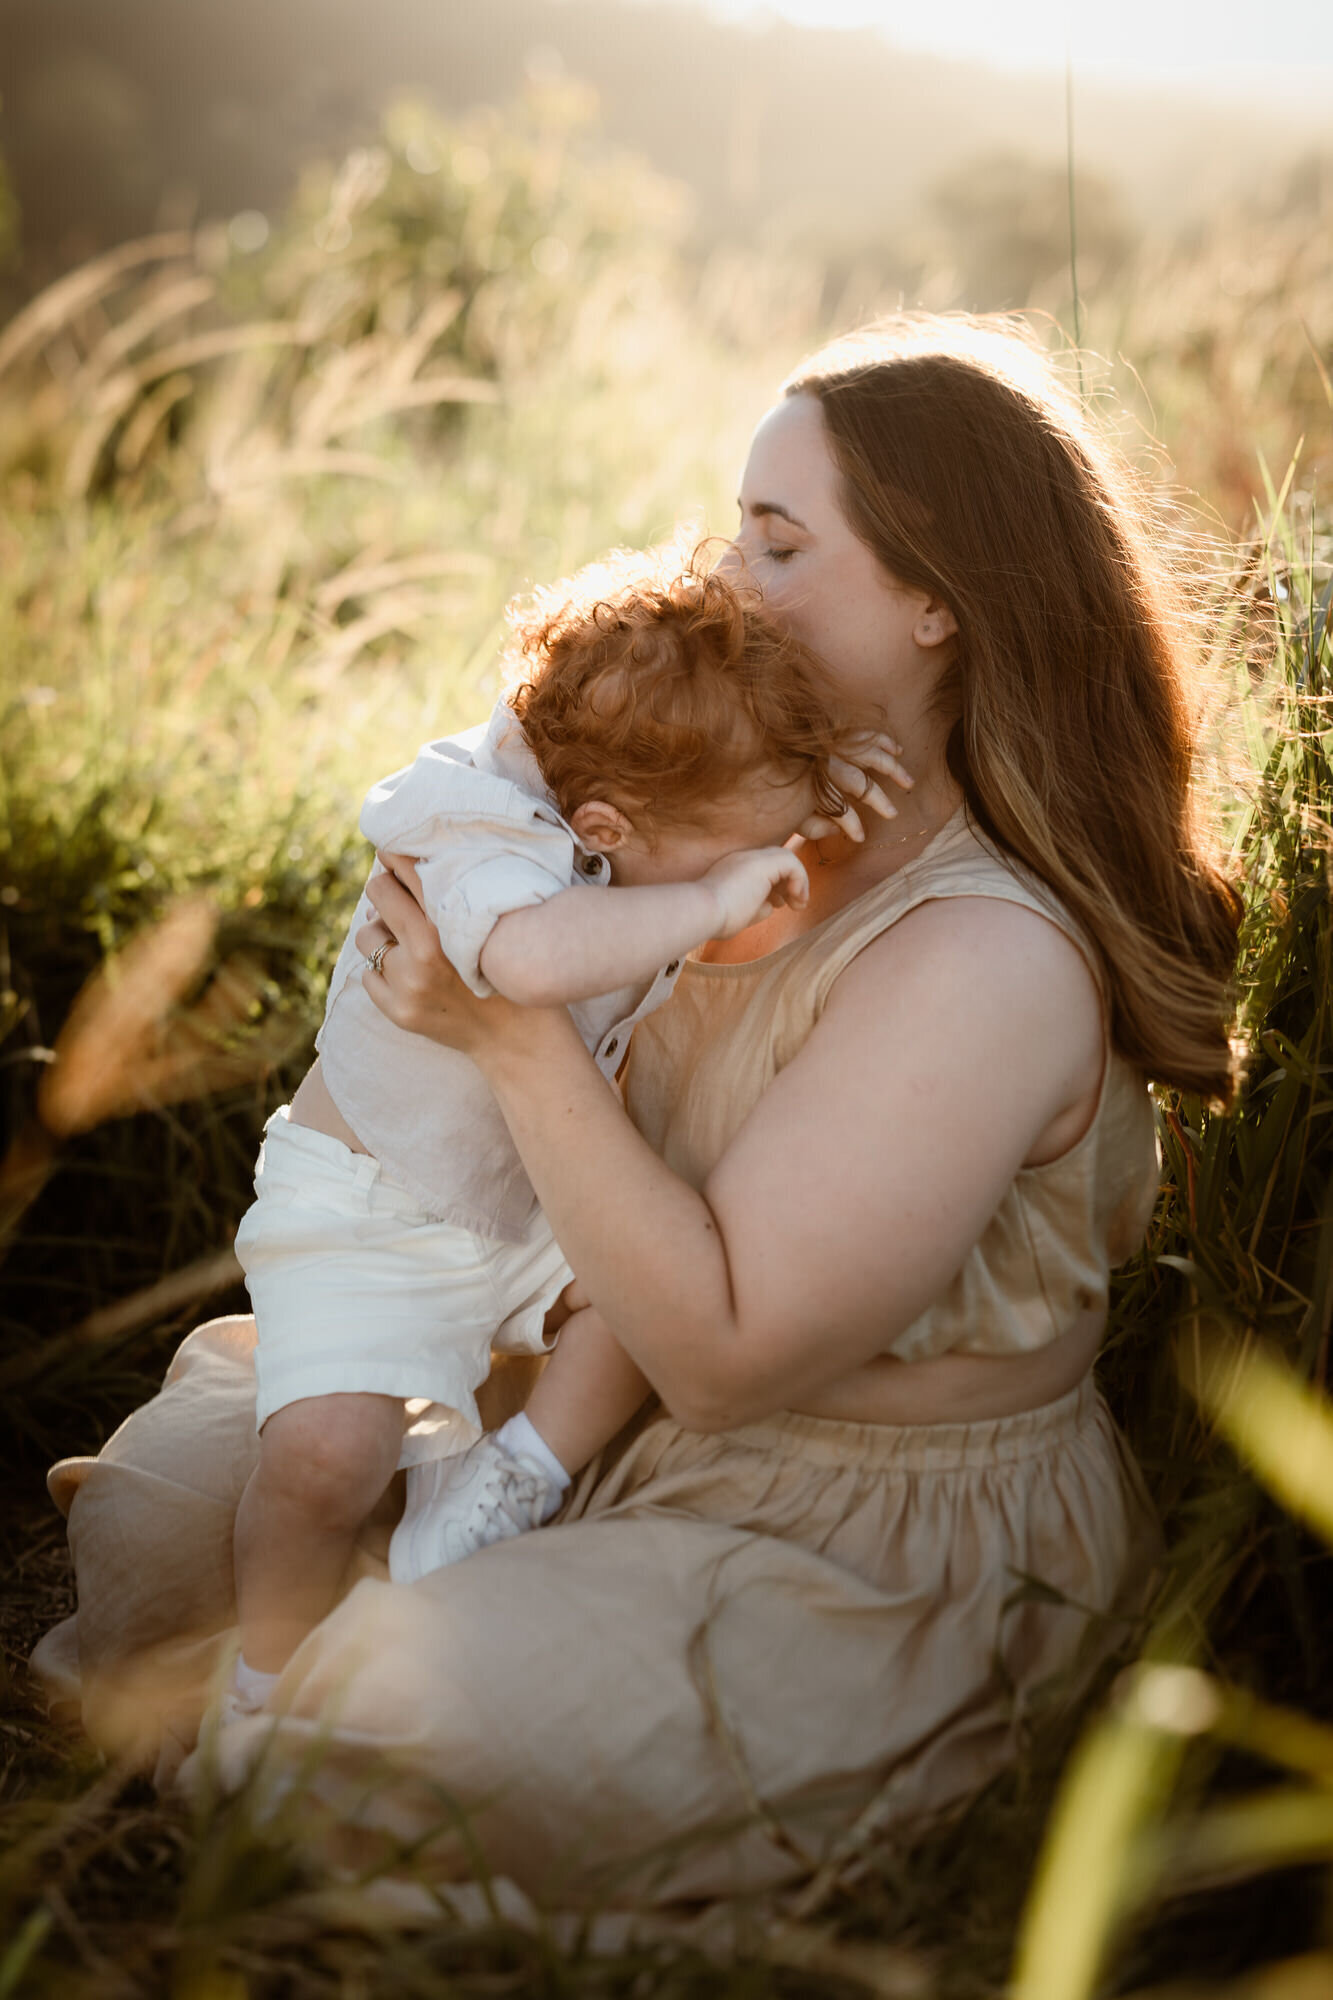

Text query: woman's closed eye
(763, 544), (799, 564)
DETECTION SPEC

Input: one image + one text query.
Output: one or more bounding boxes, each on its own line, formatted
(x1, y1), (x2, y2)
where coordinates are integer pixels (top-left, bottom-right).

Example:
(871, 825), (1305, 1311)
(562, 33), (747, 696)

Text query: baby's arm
(477, 846), (808, 1007)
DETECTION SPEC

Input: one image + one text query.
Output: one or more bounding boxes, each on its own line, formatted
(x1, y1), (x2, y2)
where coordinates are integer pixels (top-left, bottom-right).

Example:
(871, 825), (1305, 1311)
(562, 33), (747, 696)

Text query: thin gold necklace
(813, 807), (945, 867)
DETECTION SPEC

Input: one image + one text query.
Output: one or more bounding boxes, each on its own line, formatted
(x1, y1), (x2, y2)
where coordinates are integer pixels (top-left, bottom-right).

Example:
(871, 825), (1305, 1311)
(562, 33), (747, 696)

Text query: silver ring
(369, 939), (396, 976)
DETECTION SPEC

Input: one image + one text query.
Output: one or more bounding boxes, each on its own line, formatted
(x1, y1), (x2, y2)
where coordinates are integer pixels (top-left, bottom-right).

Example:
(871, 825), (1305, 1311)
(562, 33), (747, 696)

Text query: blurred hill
(1, 0), (1325, 301)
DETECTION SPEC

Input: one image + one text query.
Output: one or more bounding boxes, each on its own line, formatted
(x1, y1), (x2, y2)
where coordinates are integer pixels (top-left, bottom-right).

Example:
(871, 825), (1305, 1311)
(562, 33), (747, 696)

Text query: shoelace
(474, 1457), (548, 1537)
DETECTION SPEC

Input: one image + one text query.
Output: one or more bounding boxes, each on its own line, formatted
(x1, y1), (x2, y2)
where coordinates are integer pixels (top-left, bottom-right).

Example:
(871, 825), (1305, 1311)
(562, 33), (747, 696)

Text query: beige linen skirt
(31, 1313), (1159, 1907)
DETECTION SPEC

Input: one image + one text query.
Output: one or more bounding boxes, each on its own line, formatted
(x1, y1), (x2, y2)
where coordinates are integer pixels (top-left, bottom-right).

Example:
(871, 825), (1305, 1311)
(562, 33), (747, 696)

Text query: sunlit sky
(694, 0), (1333, 100)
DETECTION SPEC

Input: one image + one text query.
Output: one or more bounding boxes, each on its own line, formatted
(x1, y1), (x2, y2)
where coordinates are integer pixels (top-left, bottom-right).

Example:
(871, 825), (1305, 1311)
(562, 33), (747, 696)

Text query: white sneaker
(388, 1435), (555, 1583)
(208, 1685), (272, 1733)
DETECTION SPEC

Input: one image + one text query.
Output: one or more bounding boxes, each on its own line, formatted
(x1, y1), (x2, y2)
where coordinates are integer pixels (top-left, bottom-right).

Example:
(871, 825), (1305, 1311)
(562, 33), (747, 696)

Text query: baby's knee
(257, 1396), (401, 1524)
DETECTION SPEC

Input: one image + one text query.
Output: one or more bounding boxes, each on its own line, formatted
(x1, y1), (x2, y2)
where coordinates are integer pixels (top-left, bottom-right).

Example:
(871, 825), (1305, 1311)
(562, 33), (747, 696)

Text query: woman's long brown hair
(786, 316), (1242, 1103)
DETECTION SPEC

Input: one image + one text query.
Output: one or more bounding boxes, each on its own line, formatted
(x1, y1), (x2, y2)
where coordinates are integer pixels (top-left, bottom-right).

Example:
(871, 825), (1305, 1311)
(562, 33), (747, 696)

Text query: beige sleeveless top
(623, 808), (1161, 1361)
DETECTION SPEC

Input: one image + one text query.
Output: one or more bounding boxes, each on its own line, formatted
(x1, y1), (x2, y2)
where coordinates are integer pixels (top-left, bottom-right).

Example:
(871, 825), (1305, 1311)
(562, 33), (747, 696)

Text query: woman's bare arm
(361, 864), (1103, 1429)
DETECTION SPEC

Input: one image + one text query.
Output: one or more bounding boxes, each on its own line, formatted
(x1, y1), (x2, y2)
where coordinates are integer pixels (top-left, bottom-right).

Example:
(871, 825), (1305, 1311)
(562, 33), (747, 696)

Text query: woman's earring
(918, 605), (958, 646)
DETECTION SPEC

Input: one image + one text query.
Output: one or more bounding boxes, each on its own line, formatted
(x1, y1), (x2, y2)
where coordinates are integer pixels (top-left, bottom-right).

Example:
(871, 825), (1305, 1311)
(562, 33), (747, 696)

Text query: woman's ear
(914, 598), (958, 648)
(569, 800), (635, 852)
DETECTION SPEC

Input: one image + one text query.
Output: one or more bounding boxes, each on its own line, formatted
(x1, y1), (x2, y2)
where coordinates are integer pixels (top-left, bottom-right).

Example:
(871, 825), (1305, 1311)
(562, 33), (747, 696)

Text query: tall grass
(1012, 492), (1333, 1998)
(0, 84), (800, 1452)
(1, 90), (1331, 1998)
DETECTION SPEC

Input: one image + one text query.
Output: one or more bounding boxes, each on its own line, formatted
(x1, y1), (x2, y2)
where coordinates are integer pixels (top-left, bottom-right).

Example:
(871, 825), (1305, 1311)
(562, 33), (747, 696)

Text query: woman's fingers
(354, 864), (466, 1033)
(795, 811), (840, 842)
(828, 763), (896, 824)
(806, 732), (914, 845)
(376, 851), (430, 911)
(849, 735), (916, 793)
(826, 751), (906, 820)
(365, 860), (434, 941)
(353, 915), (393, 959)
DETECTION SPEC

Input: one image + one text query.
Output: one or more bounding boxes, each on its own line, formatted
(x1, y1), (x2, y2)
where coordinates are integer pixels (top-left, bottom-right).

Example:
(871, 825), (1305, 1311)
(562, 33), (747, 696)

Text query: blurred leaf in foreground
(0, 897), (304, 1248)
(1180, 1335), (1333, 1548)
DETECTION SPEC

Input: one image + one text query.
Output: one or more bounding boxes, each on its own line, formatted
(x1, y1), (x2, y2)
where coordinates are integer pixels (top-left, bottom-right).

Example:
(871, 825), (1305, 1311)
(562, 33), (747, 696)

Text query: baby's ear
(569, 799), (634, 852)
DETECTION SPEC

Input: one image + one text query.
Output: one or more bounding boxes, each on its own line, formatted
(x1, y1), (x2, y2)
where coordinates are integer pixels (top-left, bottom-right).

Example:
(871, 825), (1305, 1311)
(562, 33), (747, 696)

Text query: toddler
(229, 546), (887, 1712)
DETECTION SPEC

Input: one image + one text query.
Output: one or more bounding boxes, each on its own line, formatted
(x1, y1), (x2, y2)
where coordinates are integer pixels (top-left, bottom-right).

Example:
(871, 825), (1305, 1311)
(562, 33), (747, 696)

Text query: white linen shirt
(315, 700), (683, 1242)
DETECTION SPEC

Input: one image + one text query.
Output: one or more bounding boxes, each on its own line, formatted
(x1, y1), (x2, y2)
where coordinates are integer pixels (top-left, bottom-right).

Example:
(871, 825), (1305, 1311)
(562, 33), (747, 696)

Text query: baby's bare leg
(521, 1307), (651, 1474)
(235, 1391), (405, 1673)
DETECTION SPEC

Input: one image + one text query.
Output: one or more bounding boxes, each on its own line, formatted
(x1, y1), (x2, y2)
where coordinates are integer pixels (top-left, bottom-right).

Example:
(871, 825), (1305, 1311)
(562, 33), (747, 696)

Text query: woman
(33, 315), (1239, 1908)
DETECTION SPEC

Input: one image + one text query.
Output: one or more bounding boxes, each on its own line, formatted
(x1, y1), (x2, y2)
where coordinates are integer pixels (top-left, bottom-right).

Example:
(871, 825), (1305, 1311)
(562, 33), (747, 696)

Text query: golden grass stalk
(0, 1120), (57, 1251)
(64, 327), (315, 499)
(312, 549), (491, 615)
(0, 232), (194, 379)
(324, 373), (501, 435)
(36, 897), (220, 1136)
(73, 274), (217, 393)
(0, 1249), (243, 1393)
(303, 590), (467, 681)
(1180, 1335), (1333, 1546)
(1014, 1338), (1333, 1998)
(114, 370), (194, 474)
(211, 447), (404, 494)
(1117, 1953), (1333, 1998)
(378, 288), (465, 388)
(1010, 1667), (1193, 2000)
(0, 901), (304, 1253)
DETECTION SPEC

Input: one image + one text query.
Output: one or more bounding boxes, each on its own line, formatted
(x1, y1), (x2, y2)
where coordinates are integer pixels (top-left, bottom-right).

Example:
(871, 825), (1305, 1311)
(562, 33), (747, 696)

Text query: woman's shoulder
(832, 889), (1103, 1065)
(906, 811), (1082, 932)
(807, 808), (1099, 1005)
(813, 823), (1107, 1159)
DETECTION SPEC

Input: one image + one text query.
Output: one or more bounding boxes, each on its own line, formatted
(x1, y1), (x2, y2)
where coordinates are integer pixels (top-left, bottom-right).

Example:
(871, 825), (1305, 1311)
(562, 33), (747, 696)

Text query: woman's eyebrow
(740, 500), (811, 531)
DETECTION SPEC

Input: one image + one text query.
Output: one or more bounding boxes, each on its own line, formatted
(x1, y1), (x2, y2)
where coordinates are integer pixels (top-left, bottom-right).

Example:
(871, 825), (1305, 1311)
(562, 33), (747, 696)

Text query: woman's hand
(799, 730), (915, 843)
(355, 853), (568, 1067)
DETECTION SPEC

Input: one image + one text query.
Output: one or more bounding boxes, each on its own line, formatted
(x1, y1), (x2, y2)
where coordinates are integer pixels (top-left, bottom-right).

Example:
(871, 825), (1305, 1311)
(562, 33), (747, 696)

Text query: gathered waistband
(718, 1376), (1101, 1472)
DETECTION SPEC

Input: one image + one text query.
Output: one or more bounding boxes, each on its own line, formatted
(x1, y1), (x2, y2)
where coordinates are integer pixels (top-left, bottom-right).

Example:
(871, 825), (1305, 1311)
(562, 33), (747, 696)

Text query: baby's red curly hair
(503, 543), (873, 833)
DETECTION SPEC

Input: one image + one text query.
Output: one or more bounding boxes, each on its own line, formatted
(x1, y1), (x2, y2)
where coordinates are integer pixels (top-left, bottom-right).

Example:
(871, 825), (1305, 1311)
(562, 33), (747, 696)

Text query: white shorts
(234, 1108), (572, 1463)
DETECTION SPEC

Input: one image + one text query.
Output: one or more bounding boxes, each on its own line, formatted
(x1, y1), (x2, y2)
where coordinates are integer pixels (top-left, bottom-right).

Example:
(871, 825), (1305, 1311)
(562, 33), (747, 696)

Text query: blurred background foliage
(1, 3), (1332, 1993)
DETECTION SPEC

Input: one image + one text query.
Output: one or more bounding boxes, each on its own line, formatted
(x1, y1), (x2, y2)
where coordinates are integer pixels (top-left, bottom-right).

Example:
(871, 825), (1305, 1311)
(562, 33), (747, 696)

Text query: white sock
(495, 1412), (571, 1522)
(232, 1653), (282, 1712)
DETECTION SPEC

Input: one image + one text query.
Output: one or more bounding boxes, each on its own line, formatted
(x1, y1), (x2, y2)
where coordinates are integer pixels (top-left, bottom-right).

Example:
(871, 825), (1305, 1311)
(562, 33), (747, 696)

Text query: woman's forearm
(480, 1012), (747, 1422)
(361, 855), (1110, 1435)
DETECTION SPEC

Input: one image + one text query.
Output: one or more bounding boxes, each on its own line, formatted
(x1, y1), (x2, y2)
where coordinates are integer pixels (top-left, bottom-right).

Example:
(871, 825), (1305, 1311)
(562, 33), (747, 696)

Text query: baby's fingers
(771, 853), (810, 907)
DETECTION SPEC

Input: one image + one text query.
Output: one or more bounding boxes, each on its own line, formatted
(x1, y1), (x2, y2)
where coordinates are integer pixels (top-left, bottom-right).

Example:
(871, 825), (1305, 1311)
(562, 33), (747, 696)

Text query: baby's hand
(701, 847), (810, 938)
(800, 730), (915, 843)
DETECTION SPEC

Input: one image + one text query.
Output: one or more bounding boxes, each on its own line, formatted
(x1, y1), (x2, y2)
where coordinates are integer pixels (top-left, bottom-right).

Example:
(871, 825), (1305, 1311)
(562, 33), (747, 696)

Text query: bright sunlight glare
(693, 0), (1333, 100)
